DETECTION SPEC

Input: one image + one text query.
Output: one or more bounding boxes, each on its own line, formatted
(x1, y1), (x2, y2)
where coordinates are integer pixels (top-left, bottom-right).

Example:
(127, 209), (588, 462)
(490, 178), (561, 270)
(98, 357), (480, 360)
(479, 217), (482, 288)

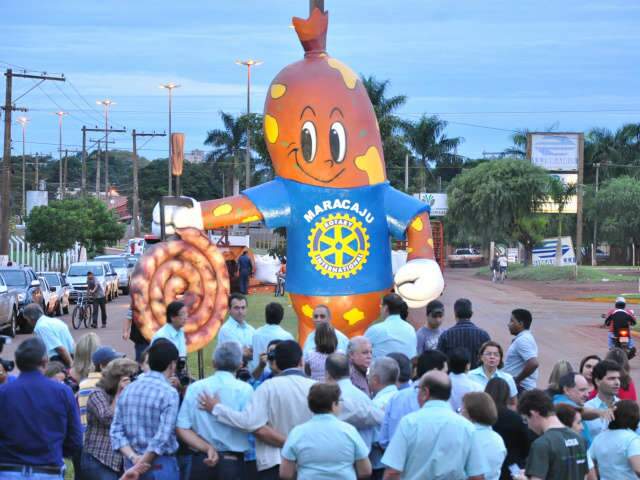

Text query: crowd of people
(1, 293), (640, 480)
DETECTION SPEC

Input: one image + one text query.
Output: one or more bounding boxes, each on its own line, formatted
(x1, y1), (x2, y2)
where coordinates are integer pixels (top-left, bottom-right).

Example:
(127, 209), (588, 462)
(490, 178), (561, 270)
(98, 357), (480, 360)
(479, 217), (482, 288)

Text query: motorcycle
(602, 312), (637, 359)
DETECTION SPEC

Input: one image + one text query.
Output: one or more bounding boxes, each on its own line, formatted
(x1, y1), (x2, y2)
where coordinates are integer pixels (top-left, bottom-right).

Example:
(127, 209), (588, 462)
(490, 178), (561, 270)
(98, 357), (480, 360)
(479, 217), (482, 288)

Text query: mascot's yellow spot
(407, 247), (414, 253)
(344, 307), (365, 326)
(327, 58), (358, 89)
(270, 84), (287, 99)
(302, 304), (314, 318)
(241, 215), (261, 223)
(213, 204), (233, 216)
(355, 146), (385, 185)
(411, 217), (424, 232)
(265, 114), (279, 144)
(427, 238), (434, 248)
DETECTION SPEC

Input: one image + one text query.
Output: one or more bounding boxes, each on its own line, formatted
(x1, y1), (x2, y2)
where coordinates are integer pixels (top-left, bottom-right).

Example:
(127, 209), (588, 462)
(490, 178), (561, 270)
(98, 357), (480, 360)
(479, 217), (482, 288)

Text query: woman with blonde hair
(545, 360), (574, 397)
(82, 357), (139, 479)
(70, 332), (101, 383)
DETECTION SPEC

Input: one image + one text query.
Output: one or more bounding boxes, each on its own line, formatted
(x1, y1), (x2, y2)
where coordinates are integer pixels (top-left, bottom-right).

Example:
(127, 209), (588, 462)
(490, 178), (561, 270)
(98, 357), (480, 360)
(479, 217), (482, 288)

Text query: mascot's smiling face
(263, 9), (387, 189)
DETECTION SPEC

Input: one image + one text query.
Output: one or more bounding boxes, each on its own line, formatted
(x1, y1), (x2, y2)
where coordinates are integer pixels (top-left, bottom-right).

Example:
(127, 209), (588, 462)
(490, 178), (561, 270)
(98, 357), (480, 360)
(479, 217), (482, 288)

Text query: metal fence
(8, 235), (81, 272)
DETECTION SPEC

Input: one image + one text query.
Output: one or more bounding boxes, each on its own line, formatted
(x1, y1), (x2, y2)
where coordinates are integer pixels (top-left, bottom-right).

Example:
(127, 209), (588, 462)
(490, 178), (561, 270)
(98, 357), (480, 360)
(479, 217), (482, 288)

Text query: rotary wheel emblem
(307, 213), (370, 279)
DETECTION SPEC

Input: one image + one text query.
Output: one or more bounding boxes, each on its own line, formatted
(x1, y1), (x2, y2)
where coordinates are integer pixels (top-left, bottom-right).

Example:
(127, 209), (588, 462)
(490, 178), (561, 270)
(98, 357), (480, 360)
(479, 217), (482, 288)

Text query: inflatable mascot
(154, 8), (444, 344)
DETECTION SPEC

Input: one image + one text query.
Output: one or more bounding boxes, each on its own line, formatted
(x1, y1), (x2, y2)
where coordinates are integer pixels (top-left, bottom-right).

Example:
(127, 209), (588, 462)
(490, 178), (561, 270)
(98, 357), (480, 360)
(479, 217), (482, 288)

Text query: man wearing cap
(416, 300), (445, 355)
(77, 346), (125, 429)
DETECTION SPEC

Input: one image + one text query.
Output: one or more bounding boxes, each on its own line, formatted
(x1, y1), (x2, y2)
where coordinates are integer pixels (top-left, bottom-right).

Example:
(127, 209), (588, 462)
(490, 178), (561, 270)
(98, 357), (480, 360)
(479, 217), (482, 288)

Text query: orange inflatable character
(157, 8), (444, 344)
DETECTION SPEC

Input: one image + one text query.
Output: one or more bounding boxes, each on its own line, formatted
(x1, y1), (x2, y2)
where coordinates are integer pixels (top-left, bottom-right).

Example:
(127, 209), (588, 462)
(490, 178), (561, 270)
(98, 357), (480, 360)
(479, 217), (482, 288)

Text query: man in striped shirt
(436, 298), (490, 369)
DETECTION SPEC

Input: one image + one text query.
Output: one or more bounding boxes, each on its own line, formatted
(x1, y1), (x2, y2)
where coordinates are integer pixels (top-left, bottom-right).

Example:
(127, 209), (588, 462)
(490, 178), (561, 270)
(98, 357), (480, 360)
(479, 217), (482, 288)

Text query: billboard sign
(532, 236), (576, 266)
(413, 193), (448, 217)
(530, 133), (580, 172)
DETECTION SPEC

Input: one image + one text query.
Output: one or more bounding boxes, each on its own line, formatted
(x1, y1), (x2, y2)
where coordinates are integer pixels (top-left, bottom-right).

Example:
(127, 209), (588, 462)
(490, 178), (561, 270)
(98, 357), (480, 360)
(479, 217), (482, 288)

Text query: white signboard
(532, 236), (576, 266)
(26, 190), (48, 216)
(413, 193), (448, 217)
(530, 134), (580, 172)
(507, 248), (519, 263)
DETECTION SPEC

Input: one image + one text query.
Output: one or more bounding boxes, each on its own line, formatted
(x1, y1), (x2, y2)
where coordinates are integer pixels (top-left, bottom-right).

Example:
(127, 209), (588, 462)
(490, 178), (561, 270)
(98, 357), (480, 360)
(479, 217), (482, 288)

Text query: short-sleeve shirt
(416, 326), (441, 354)
(468, 367), (518, 398)
(281, 413), (369, 480)
(243, 178), (429, 296)
(151, 323), (187, 357)
(525, 427), (589, 480)
(34, 315), (75, 359)
(584, 395), (619, 439)
(503, 330), (538, 390)
(589, 428), (640, 480)
(473, 424), (506, 480)
(250, 324), (293, 371)
(364, 315), (417, 360)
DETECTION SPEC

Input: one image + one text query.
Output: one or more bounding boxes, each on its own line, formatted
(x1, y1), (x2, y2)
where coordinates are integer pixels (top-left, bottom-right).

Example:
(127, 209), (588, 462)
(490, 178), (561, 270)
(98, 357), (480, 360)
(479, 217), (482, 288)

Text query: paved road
(3, 270), (637, 388)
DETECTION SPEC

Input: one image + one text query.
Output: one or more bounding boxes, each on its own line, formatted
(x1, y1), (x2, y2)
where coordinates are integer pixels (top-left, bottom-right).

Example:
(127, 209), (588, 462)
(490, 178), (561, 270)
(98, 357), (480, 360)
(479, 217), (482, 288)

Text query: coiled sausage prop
(130, 227), (230, 353)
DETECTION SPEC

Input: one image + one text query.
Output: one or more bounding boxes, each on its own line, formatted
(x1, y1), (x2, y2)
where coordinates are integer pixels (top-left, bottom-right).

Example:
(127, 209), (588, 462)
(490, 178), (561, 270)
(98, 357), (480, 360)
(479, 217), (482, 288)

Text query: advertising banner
(532, 236), (576, 266)
(530, 133), (580, 172)
(414, 193), (448, 217)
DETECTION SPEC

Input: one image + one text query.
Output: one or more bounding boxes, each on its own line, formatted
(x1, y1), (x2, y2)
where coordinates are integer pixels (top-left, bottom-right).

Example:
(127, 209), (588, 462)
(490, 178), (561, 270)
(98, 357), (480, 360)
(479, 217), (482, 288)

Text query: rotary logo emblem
(307, 213), (370, 279)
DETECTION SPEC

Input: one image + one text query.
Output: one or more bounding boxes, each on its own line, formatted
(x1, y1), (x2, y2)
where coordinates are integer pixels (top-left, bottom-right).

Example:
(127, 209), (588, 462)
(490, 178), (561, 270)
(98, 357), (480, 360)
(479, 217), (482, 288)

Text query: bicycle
(71, 294), (93, 329)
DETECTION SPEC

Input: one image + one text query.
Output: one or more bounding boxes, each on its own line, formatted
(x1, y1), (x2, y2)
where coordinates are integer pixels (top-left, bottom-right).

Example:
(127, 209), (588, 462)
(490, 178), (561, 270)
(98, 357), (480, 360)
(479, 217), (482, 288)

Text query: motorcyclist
(604, 296), (636, 352)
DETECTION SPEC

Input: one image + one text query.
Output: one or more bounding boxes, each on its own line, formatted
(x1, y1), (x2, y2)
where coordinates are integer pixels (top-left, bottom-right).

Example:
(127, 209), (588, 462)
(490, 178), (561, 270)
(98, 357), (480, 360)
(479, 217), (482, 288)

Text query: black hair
(166, 300), (185, 325)
(399, 301), (409, 321)
(416, 350), (448, 379)
(609, 400), (640, 430)
(382, 293), (406, 316)
(454, 298), (473, 319)
(148, 338), (179, 372)
(426, 300), (444, 316)
(387, 352), (411, 383)
(274, 340), (302, 371)
(512, 309), (533, 329)
(229, 293), (247, 307)
(267, 338), (283, 350)
(592, 359), (622, 382)
(579, 354), (601, 376)
(265, 302), (284, 325)
(518, 389), (554, 417)
(448, 347), (471, 374)
(15, 337), (47, 372)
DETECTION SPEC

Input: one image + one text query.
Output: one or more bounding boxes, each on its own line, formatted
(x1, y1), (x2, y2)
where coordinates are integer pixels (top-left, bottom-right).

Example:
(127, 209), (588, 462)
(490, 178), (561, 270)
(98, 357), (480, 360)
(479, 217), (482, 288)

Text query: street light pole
(16, 116), (28, 218)
(160, 83), (180, 196)
(236, 59), (262, 190)
(96, 100), (115, 199)
(592, 162), (601, 266)
(55, 111), (67, 199)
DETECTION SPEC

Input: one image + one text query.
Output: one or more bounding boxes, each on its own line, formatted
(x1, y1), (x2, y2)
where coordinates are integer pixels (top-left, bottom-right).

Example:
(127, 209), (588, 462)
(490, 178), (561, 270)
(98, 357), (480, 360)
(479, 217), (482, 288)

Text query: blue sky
(2, 0), (639, 161)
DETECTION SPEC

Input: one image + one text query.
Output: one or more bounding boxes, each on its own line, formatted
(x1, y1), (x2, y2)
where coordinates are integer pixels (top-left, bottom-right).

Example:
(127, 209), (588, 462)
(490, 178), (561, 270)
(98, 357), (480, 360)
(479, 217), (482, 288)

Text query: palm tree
(548, 176), (577, 266)
(502, 130), (528, 158)
(204, 112), (247, 196)
(585, 128), (624, 184)
(361, 75), (408, 140)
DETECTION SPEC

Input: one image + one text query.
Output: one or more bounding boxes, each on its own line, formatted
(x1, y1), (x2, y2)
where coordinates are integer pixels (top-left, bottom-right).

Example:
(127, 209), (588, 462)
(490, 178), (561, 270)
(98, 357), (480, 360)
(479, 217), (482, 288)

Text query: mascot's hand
(394, 259), (444, 309)
(152, 197), (203, 236)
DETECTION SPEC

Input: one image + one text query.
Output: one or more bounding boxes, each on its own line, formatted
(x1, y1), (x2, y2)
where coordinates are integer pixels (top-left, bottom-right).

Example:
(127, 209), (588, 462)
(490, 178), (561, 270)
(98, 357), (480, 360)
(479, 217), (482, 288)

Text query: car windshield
(68, 265), (104, 276)
(0, 270), (28, 286)
(97, 257), (127, 268)
(42, 273), (60, 286)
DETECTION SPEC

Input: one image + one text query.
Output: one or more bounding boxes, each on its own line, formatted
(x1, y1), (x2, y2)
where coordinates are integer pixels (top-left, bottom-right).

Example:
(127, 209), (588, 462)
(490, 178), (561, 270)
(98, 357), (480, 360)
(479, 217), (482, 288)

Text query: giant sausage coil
(130, 228), (230, 353)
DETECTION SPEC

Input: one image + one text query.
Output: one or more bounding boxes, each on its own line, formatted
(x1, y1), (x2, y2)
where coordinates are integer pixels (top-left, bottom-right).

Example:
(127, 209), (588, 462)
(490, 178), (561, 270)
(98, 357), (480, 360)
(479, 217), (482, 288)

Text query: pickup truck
(447, 248), (484, 268)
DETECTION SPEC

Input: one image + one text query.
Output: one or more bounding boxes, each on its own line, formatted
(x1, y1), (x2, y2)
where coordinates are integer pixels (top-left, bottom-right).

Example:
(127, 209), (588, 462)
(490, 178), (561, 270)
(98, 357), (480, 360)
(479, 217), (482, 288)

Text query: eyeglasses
(482, 352), (501, 357)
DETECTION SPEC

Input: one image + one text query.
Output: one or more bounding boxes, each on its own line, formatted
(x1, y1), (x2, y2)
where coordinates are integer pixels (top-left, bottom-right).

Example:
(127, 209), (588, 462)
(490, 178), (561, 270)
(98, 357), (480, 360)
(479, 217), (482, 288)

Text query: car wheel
(56, 301), (62, 316)
(5, 308), (17, 337)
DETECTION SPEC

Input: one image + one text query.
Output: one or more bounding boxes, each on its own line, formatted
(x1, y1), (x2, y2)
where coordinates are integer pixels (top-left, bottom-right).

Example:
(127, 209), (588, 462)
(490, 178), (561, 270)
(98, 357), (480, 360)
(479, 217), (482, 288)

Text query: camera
(176, 357), (193, 387)
(0, 358), (15, 373)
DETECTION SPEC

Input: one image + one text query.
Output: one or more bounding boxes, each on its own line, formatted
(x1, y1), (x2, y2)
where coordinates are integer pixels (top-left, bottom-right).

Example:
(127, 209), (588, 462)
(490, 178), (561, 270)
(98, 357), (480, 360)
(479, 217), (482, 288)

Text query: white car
(66, 262), (111, 303)
(38, 272), (70, 315)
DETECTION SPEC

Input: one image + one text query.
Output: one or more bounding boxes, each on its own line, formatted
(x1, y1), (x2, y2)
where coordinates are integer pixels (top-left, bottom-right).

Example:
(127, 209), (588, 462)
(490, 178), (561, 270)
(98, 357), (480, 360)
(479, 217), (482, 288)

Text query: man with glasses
(302, 305), (349, 355)
(416, 300), (445, 354)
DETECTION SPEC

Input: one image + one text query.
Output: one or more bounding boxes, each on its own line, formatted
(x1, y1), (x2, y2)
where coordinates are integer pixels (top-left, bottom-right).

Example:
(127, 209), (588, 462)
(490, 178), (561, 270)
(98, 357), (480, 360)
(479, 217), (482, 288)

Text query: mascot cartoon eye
(301, 121), (317, 163)
(329, 122), (347, 163)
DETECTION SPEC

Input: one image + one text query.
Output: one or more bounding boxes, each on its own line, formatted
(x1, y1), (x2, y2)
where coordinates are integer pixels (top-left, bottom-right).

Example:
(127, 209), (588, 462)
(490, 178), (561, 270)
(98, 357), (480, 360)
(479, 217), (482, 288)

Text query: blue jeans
(123, 455), (179, 480)
(80, 452), (119, 480)
(608, 331), (635, 348)
(190, 452), (245, 480)
(0, 467), (64, 479)
(239, 274), (249, 294)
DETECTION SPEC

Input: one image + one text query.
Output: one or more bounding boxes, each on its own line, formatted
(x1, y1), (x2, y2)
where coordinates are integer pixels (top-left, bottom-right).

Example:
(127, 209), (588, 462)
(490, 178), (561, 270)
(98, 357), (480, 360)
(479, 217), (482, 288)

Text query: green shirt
(526, 427), (589, 480)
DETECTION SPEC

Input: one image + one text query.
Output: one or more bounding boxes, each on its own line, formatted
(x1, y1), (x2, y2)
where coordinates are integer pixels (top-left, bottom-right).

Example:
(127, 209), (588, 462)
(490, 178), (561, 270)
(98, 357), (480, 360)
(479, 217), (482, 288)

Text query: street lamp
(16, 116), (29, 217)
(160, 82), (180, 196)
(97, 99), (115, 198)
(54, 111), (68, 199)
(236, 59), (262, 190)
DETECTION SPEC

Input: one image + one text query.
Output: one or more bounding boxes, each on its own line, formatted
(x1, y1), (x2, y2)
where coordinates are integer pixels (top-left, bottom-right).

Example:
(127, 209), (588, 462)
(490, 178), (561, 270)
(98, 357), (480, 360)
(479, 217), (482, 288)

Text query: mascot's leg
(290, 289), (390, 345)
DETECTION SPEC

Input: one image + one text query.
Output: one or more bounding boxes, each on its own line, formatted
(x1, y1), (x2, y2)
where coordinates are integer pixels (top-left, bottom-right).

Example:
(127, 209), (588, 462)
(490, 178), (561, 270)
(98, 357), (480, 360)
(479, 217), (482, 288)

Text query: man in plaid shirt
(110, 339), (181, 479)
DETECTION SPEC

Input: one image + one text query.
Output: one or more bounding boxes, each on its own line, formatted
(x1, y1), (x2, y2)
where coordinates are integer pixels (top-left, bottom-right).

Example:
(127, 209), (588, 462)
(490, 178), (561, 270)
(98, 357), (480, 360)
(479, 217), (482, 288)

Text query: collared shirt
(468, 366), (518, 398)
(0, 370), (82, 467)
(584, 395), (619, 439)
(78, 372), (102, 428)
(382, 400), (489, 480)
(85, 387), (121, 472)
(370, 384), (398, 469)
(212, 368), (315, 471)
(473, 423), (506, 480)
(250, 323), (293, 371)
(378, 386), (420, 449)
(364, 315), (417, 360)
(282, 414), (369, 480)
(336, 378), (383, 452)
(152, 323), (187, 357)
(303, 328), (350, 355)
(34, 315), (75, 359)
(449, 372), (483, 413)
(553, 393), (593, 446)
(349, 362), (370, 397)
(503, 329), (539, 390)
(436, 319), (490, 369)
(110, 371), (179, 456)
(589, 428), (640, 480)
(177, 371), (253, 453)
(416, 326), (442, 354)
(218, 316), (256, 348)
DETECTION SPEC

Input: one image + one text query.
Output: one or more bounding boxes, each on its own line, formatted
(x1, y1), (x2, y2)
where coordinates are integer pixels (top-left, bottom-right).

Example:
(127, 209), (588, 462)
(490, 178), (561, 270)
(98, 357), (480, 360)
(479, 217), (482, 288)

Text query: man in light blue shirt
(382, 370), (489, 480)
(151, 300), (188, 357)
(302, 305), (349, 355)
(28, 303), (75, 367)
(364, 293), (416, 360)
(552, 372), (595, 446)
(218, 294), (256, 363)
(177, 342), (253, 478)
(250, 302), (293, 372)
(584, 360), (621, 439)
(503, 309), (539, 391)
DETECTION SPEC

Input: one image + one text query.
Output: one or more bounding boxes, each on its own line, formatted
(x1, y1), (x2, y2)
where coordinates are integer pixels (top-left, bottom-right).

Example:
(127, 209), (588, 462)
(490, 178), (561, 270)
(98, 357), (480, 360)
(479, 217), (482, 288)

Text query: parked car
(447, 248), (485, 268)
(37, 276), (60, 317)
(38, 272), (70, 315)
(0, 266), (44, 333)
(94, 255), (134, 295)
(0, 274), (20, 337)
(66, 262), (110, 303)
(102, 262), (119, 301)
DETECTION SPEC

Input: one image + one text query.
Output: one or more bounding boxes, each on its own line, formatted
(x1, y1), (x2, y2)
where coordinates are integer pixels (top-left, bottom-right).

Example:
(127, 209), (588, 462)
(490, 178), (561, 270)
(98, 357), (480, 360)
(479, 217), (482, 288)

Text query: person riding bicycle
(491, 254), (500, 282)
(604, 296), (636, 350)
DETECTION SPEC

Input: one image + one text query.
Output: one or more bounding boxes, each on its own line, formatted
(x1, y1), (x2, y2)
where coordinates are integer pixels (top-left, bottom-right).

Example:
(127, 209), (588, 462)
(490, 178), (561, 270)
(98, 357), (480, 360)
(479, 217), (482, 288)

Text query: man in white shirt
(584, 359), (621, 438)
(218, 294), (256, 363)
(250, 302), (293, 372)
(448, 347), (483, 413)
(503, 308), (539, 392)
(302, 305), (349, 354)
(364, 294), (417, 360)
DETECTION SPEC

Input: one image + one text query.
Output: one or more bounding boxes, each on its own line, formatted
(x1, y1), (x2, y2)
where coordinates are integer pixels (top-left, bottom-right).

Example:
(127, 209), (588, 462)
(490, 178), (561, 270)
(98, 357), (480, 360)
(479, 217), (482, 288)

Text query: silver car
(38, 272), (71, 315)
(95, 255), (132, 295)
(0, 274), (19, 337)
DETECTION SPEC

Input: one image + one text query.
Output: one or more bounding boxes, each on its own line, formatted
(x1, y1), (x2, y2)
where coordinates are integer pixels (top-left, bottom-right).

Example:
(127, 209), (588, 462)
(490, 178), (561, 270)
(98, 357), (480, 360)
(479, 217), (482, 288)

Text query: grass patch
(187, 292), (298, 378)
(474, 264), (634, 283)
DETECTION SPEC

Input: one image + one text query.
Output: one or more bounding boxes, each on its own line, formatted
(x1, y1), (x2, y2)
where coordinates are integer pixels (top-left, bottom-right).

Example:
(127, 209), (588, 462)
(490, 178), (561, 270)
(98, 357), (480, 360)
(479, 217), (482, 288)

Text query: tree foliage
(594, 176), (640, 247)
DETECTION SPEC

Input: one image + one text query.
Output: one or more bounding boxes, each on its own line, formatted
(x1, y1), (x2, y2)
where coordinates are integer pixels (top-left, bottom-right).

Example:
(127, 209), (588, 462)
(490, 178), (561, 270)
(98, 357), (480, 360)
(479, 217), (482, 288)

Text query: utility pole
(95, 140), (101, 195)
(404, 153), (409, 192)
(55, 111), (68, 199)
(81, 126), (87, 195)
(1, 69), (64, 256)
(96, 100), (115, 197)
(160, 83), (180, 196)
(16, 116), (29, 217)
(132, 130), (166, 236)
(84, 126), (124, 197)
(592, 162), (601, 266)
(63, 149), (68, 197)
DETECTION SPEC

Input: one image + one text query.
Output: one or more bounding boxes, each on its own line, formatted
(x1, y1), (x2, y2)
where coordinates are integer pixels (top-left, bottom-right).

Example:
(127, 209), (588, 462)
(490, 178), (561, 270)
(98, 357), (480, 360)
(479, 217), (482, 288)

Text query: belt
(194, 451), (244, 460)
(0, 464), (63, 475)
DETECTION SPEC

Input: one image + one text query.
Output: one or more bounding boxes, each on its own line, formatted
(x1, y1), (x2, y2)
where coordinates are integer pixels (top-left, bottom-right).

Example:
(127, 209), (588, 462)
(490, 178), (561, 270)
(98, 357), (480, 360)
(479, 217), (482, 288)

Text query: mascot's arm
(406, 212), (436, 261)
(200, 195), (263, 230)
